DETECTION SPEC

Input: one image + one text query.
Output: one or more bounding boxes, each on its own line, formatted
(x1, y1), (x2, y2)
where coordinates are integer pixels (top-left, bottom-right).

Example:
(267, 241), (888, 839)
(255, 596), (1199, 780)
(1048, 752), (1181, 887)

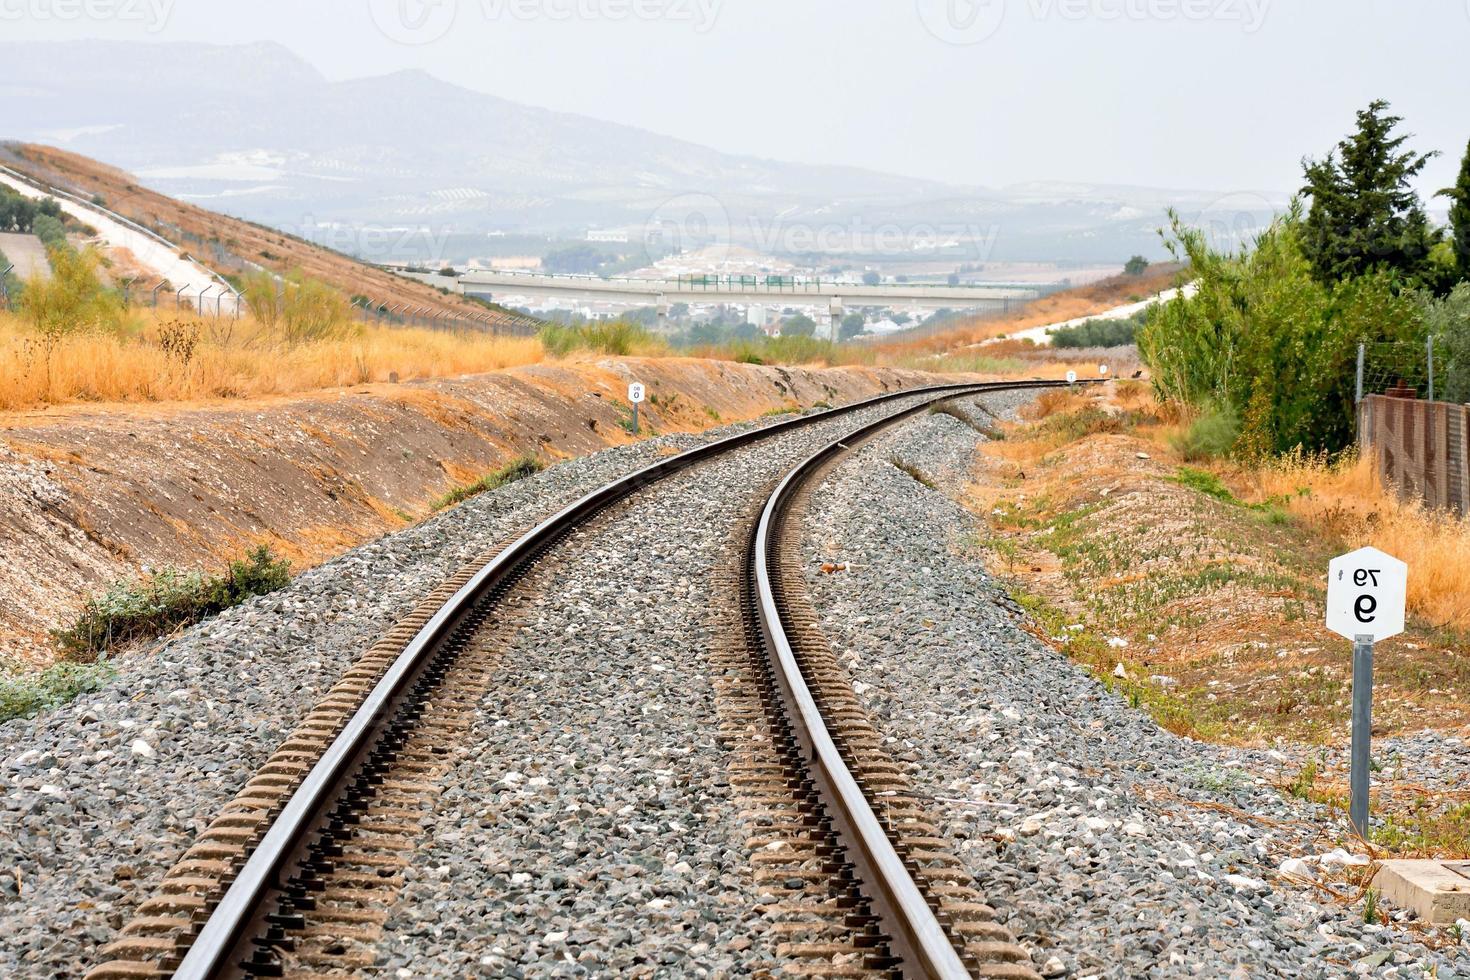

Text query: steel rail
(169, 378), (1056, 979)
(752, 380), (1072, 978)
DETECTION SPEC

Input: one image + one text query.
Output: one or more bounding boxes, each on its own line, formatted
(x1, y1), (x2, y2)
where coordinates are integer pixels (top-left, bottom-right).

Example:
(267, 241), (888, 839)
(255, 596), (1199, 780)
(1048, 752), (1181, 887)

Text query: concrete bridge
(391, 267), (1042, 316)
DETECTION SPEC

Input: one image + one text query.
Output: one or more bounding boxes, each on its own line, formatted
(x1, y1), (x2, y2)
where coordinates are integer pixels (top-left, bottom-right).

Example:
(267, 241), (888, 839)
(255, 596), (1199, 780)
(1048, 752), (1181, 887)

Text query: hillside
(0, 143), (533, 328)
(0, 41), (1288, 262)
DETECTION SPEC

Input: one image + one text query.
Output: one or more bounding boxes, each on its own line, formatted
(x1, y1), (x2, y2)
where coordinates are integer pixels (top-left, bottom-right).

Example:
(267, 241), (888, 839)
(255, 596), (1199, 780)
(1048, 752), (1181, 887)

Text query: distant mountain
(0, 40), (1288, 263)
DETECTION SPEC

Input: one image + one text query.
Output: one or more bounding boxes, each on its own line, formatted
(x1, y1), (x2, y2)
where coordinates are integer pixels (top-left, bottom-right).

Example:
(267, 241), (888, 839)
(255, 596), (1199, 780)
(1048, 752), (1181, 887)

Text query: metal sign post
(1349, 633), (1374, 837)
(628, 382), (645, 435)
(1325, 546), (1408, 839)
(1066, 370), (1077, 389)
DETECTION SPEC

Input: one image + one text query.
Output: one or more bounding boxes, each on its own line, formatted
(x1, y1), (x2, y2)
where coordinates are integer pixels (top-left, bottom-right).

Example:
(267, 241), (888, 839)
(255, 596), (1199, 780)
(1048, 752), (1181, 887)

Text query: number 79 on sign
(1325, 547), (1407, 643)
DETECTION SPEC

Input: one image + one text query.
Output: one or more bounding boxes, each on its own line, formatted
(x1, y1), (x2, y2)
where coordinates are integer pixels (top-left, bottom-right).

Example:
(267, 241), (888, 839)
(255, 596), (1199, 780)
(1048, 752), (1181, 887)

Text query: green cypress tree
(1440, 138), (1470, 284)
(1300, 99), (1439, 285)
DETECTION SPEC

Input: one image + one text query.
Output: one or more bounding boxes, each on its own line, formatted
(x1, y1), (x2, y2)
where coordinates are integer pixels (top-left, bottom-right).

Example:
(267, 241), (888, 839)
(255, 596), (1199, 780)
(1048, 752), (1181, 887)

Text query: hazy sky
(6, 0), (1468, 196)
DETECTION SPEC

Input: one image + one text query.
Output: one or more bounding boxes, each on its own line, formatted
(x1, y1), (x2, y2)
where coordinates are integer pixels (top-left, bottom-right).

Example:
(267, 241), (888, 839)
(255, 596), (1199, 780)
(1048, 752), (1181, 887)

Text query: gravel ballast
(369, 391), (973, 977)
(800, 391), (1470, 979)
(0, 388), (946, 977)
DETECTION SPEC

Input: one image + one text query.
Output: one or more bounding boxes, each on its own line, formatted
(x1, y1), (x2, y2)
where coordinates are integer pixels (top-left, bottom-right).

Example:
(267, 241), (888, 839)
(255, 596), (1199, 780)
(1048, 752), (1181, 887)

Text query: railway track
(88, 380), (1068, 980)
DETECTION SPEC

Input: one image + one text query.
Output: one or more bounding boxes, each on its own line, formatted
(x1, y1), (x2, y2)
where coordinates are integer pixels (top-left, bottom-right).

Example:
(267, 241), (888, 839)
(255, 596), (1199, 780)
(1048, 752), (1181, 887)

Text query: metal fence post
(1428, 335), (1436, 404)
(1355, 343), (1365, 404)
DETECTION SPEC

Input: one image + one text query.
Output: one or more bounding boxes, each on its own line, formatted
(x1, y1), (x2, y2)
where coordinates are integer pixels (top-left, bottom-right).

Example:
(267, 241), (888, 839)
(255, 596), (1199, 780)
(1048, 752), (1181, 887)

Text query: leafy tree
(1424, 283), (1470, 403)
(1139, 205), (1423, 455)
(780, 313), (816, 337)
(839, 312), (865, 340)
(861, 270), (881, 286)
(1300, 100), (1439, 286)
(1439, 138), (1470, 283)
(32, 214), (68, 251)
(1124, 255), (1149, 276)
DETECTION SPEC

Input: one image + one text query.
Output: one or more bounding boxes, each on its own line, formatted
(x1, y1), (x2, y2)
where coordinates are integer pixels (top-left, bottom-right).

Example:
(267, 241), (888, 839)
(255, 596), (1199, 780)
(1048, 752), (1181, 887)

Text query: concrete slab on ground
(0, 232), (50, 281)
(1373, 860), (1470, 924)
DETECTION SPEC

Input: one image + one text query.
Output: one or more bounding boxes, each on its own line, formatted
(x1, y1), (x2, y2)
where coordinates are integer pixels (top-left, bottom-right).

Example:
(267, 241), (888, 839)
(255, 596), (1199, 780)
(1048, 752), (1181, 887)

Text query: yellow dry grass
(0, 309), (544, 410)
(1247, 453), (1470, 633)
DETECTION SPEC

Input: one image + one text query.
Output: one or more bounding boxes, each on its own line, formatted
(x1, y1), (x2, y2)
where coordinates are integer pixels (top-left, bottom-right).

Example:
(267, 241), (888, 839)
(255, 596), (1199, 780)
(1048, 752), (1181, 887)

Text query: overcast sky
(6, 0), (1468, 196)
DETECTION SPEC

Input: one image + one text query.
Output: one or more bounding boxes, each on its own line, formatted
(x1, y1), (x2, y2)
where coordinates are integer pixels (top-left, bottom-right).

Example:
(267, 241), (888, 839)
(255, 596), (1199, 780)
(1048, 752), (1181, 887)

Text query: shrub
(1424, 283), (1470, 403)
(31, 214), (68, 251)
(1170, 402), (1241, 461)
(19, 245), (127, 391)
(53, 545), (291, 661)
(1051, 315), (1141, 348)
(432, 455), (542, 511)
(537, 320), (664, 357)
(1139, 205), (1422, 455)
(0, 660), (116, 723)
(241, 269), (356, 345)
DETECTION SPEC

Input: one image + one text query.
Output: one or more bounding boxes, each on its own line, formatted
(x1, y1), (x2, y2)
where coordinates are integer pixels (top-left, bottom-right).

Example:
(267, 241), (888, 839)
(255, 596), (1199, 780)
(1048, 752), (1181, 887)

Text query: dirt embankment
(0, 143), (520, 325)
(0, 357), (953, 667)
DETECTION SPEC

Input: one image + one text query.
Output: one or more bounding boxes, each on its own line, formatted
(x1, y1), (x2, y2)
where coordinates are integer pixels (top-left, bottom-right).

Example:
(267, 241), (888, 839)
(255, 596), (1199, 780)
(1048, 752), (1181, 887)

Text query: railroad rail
(91, 378), (1071, 980)
(743, 389), (1053, 978)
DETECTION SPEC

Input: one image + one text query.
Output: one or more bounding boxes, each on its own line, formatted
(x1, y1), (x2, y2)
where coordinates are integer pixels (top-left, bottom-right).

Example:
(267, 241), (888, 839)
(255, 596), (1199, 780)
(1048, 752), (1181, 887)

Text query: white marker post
(628, 382), (646, 435)
(1066, 370), (1077, 390)
(1099, 364), (1110, 378)
(1325, 547), (1408, 838)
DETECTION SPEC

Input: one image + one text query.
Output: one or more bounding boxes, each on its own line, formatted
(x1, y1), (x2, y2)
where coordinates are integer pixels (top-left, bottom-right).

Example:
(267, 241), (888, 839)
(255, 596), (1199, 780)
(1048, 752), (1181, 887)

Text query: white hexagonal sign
(1326, 547), (1408, 643)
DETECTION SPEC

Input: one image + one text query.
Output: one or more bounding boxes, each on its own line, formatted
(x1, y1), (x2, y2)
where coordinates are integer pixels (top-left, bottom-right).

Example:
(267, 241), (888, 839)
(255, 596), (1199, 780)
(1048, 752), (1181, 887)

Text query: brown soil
(0, 143), (521, 327)
(0, 357), (955, 669)
(964, 386), (1469, 747)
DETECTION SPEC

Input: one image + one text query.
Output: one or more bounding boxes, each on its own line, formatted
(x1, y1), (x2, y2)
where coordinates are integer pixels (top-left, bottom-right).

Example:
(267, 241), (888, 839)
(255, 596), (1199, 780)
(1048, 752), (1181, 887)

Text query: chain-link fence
(1356, 338), (1466, 403)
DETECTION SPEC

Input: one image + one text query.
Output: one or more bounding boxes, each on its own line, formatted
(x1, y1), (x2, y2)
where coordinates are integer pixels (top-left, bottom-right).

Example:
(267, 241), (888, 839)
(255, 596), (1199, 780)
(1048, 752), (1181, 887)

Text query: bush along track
(51, 546), (292, 663)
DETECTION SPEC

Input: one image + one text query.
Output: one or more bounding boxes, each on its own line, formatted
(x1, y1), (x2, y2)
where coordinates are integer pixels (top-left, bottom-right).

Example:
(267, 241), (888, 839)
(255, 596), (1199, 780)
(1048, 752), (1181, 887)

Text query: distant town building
(586, 230), (629, 243)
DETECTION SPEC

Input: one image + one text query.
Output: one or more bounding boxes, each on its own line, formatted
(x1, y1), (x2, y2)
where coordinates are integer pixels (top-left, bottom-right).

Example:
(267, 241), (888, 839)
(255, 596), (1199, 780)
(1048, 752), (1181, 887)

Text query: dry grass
(1247, 453), (1470, 633)
(0, 309), (543, 410)
(968, 384), (1470, 745)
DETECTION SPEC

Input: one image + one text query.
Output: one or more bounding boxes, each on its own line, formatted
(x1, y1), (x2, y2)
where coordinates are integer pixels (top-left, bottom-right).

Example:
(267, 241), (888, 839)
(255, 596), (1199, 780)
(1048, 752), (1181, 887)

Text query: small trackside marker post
(1325, 546), (1408, 839)
(1350, 633), (1374, 838)
(628, 382), (645, 435)
(1066, 370), (1077, 390)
